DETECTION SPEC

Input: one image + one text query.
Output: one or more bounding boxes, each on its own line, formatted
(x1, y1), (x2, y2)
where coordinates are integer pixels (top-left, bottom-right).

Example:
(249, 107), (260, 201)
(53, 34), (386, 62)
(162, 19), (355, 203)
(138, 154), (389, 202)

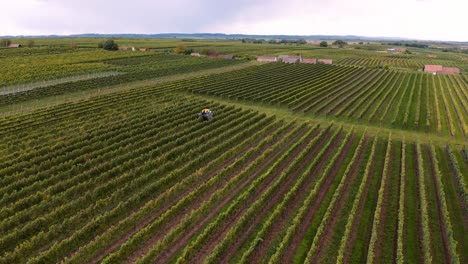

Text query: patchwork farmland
(0, 39), (466, 264)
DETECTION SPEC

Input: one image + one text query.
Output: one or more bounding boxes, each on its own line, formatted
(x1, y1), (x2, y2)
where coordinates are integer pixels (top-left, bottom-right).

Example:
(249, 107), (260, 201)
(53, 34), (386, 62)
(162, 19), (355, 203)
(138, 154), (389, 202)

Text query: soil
(426, 146), (451, 264)
(309, 136), (370, 263)
(88, 124), (286, 264)
(372, 142), (392, 262)
(125, 125), (312, 263)
(280, 134), (356, 263)
(212, 128), (321, 263)
(246, 131), (342, 263)
(342, 140), (380, 263)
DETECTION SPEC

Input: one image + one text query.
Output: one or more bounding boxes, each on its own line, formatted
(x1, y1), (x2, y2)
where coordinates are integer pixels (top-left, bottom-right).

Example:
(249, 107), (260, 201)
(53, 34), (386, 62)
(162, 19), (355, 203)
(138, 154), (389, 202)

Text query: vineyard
(189, 63), (468, 140)
(0, 41), (467, 264)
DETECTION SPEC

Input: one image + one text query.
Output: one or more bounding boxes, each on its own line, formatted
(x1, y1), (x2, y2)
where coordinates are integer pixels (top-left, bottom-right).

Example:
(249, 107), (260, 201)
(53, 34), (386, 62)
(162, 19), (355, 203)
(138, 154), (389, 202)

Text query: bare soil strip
(88, 124), (287, 263)
(426, 146), (452, 263)
(280, 134), (356, 263)
(309, 137), (371, 263)
(246, 132), (343, 263)
(373, 141), (393, 262)
(152, 127), (317, 263)
(342, 141), (380, 263)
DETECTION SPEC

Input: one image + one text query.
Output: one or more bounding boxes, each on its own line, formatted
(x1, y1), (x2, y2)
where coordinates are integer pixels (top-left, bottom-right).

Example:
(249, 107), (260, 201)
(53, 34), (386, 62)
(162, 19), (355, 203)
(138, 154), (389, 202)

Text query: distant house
(256, 56), (278, 62)
(302, 58), (317, 64)
(424, 64), (444, 74)
(190, 52), (201, 57)
(119, 46), (131, 51)
(424, 64), (460, 75)
(306, 40), (321, 45)
(278, 55), (302, 63)
(427, 54), (437, 58)
(8, 44), (21, 48)
(139, 48), (148, 51)
(440, 67), (460, 74)
(283, 57), (300, 63)
(387, 47), (403, 53)
(317, 59), (333, 64)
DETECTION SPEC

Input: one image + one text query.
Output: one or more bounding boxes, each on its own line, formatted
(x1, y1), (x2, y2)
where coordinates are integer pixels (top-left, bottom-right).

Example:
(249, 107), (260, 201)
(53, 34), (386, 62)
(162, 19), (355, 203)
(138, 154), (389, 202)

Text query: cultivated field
(0, 39), (466, 264)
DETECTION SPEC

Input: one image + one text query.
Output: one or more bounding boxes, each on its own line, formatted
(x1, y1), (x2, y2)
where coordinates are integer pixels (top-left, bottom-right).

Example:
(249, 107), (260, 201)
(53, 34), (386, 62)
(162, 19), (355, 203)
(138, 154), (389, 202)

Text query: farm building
(283, 57), (300, 63)
(424, 64), (443, 73)
(190, 52), (200, 57)
(302, 58), (317, 64)
(427, 54), (437, 58)
(139, 48), (148, 51)
(424, 64), (459, 74)
(317, 59), (333, 64)
(279, 55), (302, 63)
(256, 56), (278, 62)
(119, 46), (132, 51)
(440, 67), (460, 74)
(8, 44), (21, 48)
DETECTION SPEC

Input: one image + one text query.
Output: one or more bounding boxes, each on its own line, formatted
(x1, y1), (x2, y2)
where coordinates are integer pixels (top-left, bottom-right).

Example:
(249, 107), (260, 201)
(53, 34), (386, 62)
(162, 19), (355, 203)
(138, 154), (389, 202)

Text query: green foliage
(1, 38), (11, 47)
(102, 39), (118, 51)
(174, 43), (187, 54)
(0, 40), (465, 264)
(319, 41), (328, 47)
(332, 40), (348, 48)
(26, 39), (35, 48)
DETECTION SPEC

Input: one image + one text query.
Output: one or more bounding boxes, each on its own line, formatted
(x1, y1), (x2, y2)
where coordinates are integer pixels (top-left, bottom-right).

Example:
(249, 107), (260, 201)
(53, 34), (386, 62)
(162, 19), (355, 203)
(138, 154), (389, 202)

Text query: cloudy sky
(1, 0), (467, 41)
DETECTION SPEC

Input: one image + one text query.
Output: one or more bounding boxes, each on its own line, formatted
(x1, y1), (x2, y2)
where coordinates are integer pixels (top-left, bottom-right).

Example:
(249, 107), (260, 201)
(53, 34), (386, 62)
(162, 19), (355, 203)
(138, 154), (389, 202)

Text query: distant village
(3, 41), (462, 74)
(256, 55), (333, 64)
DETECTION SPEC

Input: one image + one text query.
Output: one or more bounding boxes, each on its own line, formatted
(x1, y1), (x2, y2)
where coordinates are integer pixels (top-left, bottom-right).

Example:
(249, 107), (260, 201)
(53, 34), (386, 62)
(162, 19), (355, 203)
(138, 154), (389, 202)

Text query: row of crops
(336, 56), (468, 72)
(189, 63), (468, 140)
(0, 48), (155, 87)
(0, 54), (242, 108)
(0, 81), (466, 262)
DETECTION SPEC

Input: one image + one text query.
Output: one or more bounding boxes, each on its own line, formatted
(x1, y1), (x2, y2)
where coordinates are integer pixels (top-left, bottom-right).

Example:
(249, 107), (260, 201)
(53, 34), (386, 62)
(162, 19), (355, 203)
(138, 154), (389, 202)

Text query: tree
(102, 39), (118, 51)
(297, 39), (307, 44)
(1, 39), (11, 47)
(184, 48), (194, 55)
(26, 39), (35, 48)
(174, 43), (187, 54)
(332, 40), (348, 48)
(319, 41), (328, 47)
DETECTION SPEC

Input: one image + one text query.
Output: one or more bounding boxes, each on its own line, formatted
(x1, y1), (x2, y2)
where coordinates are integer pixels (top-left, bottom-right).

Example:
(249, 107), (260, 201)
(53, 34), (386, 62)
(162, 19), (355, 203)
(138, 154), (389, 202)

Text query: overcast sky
(1, 0), (467, 41)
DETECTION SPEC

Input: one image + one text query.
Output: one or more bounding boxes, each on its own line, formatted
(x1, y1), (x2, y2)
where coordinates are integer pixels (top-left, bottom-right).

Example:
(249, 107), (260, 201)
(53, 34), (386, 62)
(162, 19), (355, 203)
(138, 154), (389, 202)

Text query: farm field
(0, 39), (467, 264)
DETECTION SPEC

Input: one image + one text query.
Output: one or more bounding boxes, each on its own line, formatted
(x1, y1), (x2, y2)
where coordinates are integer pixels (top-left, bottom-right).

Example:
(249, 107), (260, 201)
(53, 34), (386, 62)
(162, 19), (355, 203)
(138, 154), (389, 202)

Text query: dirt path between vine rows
(280, 134), (356, 263)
